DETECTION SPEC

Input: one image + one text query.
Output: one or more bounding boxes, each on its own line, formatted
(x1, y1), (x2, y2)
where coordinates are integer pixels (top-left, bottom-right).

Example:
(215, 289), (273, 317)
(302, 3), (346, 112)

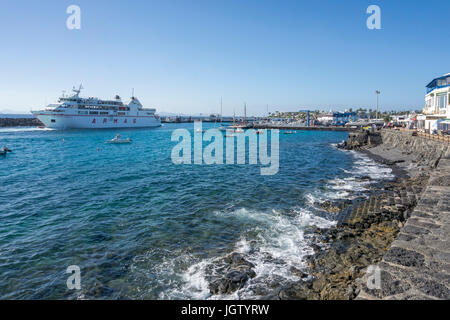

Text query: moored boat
(105, 134), (132, 144)
(0, 146), (12, 156)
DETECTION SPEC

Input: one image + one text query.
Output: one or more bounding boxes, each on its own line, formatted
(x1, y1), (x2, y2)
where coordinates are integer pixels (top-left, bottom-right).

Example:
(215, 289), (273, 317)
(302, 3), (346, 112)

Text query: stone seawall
(340, 130), (449, 171)
(356, 155), (450, 299)
(0, 117), (44, 127)
(378, 130), (450, 167)
(349, 130), (450, 299)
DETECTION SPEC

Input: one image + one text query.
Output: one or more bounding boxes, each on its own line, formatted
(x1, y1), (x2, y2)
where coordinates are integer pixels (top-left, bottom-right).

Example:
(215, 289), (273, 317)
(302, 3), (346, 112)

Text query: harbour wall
(356, 155), (450, 299)
(343, 130), (450, 167)
(352, 130), (450, 299)
(253, 124), (355, 131)
(377, 130), (450, 163)
(0, 117), (43, 127)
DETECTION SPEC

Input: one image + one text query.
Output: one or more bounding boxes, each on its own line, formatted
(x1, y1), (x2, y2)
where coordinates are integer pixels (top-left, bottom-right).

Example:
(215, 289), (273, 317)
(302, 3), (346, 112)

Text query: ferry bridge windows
(51, 119), (56, 123)
(100, 112), (108, 115)
(89, 111), (98, 115)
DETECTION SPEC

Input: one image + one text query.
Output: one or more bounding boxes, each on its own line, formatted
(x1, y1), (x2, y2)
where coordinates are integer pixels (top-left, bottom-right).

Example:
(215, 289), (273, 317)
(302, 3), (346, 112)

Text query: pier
(252, 124), (357, 131)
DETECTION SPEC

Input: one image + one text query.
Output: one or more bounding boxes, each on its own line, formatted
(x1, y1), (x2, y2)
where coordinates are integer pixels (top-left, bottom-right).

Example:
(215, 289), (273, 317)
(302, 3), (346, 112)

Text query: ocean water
(0, 123), (393, 299)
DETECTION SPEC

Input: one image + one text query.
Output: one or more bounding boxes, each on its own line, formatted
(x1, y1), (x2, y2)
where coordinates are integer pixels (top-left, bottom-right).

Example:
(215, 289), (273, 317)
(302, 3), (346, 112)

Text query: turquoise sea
(0, 123), (393, 299)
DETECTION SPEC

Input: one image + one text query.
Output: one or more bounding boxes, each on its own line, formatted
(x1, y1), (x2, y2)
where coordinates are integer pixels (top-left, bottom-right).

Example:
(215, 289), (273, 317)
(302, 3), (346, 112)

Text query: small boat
(105, 134), (132, 144)
(284, 131), (293, 134)
(235, 128), (244, 133)
(1, 146), (12, 156)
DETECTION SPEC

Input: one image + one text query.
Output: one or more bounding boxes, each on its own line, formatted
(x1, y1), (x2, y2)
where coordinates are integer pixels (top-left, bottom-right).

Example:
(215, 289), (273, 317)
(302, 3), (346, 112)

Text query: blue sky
(0, 0), (448, 115)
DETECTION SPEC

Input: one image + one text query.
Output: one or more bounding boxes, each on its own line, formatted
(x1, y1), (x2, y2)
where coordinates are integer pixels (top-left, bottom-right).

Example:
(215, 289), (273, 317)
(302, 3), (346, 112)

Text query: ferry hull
(33, 113), (161, 129)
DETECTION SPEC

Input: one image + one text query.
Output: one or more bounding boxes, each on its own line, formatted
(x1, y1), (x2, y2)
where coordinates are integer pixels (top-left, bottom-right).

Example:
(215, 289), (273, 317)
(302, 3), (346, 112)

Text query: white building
(423, 73), (450, 133)
(317, 114), (333, 125)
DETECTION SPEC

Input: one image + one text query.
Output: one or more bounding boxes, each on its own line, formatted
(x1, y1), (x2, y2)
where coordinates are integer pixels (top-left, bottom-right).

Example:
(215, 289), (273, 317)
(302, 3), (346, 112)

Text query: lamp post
(376, 90), (381, 120)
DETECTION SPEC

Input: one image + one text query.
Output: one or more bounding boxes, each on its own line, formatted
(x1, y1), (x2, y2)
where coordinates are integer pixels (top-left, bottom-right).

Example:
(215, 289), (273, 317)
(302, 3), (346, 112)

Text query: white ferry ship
(32, 85), (161, 129)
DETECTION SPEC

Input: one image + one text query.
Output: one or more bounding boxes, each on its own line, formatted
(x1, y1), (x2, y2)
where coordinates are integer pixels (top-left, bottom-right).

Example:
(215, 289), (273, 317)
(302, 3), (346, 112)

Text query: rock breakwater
(0, 117), (43, 127)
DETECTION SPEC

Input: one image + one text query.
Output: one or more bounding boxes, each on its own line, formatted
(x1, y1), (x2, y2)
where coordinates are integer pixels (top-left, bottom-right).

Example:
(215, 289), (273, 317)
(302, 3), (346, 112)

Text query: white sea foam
(171, 207), (335, 300)
(0, 127), (54, 133)
(153, 147), (394, 300)
(306, 148), (394, 205)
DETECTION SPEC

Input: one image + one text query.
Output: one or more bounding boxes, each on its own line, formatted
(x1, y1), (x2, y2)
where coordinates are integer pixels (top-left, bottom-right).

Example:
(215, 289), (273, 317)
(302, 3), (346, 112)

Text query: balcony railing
(427, 83), (450, 93)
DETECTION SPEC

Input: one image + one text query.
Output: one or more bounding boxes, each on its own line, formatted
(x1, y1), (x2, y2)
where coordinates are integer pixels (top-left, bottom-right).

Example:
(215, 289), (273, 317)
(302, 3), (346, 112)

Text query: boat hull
(33, 113), (161, 129)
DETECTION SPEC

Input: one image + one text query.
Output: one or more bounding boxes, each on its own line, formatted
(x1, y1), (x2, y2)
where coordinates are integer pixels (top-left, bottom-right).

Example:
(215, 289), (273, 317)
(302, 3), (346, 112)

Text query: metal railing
(417, 131), (450, 143)
(383, 128), (450, 143)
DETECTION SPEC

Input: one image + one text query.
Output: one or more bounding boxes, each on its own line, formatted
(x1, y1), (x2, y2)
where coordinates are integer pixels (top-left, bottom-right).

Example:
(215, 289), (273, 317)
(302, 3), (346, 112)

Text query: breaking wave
(163, 207), (335, 300)
(305, 148), (394, 204)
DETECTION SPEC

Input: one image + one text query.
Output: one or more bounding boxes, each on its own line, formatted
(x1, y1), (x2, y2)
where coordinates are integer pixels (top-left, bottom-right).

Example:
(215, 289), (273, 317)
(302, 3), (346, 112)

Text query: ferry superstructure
(31, 85), (161, 129)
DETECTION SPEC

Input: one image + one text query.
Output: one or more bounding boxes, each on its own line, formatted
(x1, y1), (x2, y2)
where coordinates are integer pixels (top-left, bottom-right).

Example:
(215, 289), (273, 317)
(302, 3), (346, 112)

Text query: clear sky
(0, 0), (448, 115)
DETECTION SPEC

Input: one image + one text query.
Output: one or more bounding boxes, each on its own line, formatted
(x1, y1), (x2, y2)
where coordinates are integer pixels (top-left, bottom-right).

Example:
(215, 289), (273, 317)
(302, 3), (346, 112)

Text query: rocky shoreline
(204, 130), (448, 300)
(274, 130), (448, 300)
(277, 174), (428, 299)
